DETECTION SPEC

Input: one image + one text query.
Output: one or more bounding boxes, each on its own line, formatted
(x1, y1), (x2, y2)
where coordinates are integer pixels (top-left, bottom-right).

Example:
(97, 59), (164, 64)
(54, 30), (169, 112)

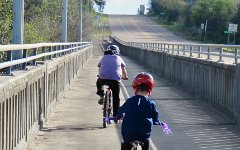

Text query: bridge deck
(28, 41), (240, 150)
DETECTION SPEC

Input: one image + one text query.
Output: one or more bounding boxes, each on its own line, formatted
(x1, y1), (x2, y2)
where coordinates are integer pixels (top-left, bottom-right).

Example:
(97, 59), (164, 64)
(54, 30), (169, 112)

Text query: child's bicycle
(105, 117), (172, 149)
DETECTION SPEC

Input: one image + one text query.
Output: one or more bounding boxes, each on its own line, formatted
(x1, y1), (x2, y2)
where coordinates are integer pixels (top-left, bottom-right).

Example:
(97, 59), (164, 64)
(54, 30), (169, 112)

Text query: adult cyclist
(96, 44), (128, 120)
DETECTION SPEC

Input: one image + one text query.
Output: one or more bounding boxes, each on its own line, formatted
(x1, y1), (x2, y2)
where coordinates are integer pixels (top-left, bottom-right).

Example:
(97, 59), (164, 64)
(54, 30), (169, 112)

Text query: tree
(192, 0), (238, 43)
(0, 0), (13, 44)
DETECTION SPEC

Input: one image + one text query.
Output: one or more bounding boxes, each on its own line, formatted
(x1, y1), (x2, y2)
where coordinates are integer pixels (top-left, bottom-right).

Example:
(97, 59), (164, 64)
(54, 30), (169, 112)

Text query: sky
(102, 0), (150, 15)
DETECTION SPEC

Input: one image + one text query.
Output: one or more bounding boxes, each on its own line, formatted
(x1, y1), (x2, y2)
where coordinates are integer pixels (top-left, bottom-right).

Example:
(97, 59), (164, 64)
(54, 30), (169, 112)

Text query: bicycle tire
(103, 90), (110, 128)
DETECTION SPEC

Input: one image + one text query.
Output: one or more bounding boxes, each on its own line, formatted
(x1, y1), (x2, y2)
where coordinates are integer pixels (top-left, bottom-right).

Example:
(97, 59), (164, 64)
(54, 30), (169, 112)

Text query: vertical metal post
(42, 47), (45, 61)
(32, 48), (37, 65)
(22, 49), (27, 69)
(235, 48), (238, 64)
(207, 47), (211, 60)
(190, 46), (193, 57)
(177, 45), (180, 54)
(198, 46), (201, 58)
(48, 46), (52, 59)
(78, 0), (83, 42)
(53, 46), (57, 58)
(219, 48), (223, 62)
(183, 46), (186, 55)
(12, 0), (24, 56)
(61, 0), (68, 42)
(7, 0), (24, 74)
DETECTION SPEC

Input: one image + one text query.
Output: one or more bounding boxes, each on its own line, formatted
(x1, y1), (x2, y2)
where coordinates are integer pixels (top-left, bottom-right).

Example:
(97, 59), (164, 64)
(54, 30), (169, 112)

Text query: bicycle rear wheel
(103, 90), (110, 128)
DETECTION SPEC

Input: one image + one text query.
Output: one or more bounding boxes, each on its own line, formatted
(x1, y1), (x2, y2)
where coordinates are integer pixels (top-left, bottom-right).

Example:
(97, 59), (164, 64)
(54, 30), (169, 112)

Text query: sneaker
(98, 97), (104, 105)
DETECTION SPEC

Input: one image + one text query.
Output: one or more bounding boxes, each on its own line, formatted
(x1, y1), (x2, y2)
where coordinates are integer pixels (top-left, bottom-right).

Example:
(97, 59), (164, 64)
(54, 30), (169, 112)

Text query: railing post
(183, 45), (186, 55)
(219, 48), (223, 62)
(42, 47), (45, 61)
(172, 45), (174, 54)
(235, 48), (238, 64)
(198, 46), (201, 58)
(6, 51), (12, 75)
(22, 49), (27, 70)
(48, 46), (52, 59)
(32, 48), (37, 65)
(53, 46), (57, 58)
(190, 46), (193, 57)
(207, 47), (211, 60)
(177, 45), (180, 54)
(167, 44), (170, 53)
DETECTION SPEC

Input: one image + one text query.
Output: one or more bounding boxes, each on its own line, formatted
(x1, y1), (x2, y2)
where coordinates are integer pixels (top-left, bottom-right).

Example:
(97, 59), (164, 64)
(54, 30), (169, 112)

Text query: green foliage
(0, 0), (94, 44)
(149, 0), (240, 44)
(192, 0), (238, 43)
(0, 0), (13, 44)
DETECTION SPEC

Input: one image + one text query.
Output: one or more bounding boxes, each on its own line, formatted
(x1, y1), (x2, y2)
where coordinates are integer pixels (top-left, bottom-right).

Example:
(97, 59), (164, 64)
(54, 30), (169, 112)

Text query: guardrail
(0, 42), (93, 150)
(112, 36), (240, 64)
(112, 35), (240, 125)
(0, 42), (92, 75)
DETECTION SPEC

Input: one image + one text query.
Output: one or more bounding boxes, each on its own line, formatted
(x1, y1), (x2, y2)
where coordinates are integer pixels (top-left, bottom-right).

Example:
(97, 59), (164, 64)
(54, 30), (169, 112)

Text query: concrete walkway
(28, 41), (240, 150)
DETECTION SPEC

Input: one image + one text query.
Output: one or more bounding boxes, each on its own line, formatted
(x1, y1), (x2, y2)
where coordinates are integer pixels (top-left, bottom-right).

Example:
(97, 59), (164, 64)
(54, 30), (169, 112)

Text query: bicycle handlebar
(97, 75), (128, 80)
(104, 116), (172, 135)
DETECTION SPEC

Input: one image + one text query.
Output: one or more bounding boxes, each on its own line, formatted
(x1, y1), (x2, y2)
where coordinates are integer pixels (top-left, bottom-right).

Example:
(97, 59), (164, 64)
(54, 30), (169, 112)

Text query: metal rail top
(0, 42), (91, 51)
(111, 35), (240, 64)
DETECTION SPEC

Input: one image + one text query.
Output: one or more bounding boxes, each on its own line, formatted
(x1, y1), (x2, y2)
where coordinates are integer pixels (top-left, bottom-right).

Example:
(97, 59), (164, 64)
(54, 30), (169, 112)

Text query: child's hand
(161, 122), (172, 135)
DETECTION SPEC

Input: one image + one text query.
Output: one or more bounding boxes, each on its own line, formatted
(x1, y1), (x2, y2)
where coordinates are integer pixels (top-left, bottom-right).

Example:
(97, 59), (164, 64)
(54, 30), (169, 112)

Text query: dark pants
(96, 78), (120, 117)
(121, 139), (150, 150)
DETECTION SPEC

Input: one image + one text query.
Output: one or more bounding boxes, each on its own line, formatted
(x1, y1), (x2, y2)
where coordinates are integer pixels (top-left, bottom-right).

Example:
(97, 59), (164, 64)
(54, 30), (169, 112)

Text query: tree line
(0, 0), (103, 45)
(149, 0), (240, 44)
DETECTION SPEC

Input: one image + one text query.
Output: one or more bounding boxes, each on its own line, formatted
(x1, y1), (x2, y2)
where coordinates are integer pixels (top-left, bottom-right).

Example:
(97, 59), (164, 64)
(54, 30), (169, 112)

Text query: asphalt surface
(27, 39), (240, 150)
(108, 15), (239, 64)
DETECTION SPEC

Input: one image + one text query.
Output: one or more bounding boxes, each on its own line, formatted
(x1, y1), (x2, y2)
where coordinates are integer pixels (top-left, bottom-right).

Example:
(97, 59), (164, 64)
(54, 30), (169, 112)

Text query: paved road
(28, 40), (240, 150)
(108, 15), (239, 64)
(108, 15), (193, 43)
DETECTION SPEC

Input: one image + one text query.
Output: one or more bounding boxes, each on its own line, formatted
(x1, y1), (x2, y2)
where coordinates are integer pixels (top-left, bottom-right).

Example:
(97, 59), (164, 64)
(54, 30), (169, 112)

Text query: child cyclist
(96, 44), (128, 119)
(117, 72), (161, 150)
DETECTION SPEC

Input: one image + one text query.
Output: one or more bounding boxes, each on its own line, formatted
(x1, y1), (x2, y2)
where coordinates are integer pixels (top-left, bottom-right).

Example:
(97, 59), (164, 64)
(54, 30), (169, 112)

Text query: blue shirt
(98, 55), (126, 81)
(117, 95), (160, 143)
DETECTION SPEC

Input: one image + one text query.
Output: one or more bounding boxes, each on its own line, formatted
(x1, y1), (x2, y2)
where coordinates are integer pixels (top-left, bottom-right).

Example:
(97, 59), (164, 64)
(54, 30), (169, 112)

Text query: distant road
(108, 15), (239, 64)
(108, 15), (194, 43)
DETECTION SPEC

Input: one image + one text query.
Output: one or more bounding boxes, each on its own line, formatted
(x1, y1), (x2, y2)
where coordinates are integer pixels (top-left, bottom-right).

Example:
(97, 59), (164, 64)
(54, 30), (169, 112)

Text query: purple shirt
(98, 55), (126, 81)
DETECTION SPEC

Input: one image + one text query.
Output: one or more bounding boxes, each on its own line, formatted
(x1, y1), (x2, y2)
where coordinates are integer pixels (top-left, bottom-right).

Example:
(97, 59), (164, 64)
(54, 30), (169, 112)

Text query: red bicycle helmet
(132, 72), (154, 95)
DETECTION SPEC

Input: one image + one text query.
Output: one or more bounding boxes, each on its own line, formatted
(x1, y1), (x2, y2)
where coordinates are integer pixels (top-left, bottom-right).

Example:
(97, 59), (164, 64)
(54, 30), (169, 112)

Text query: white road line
(120, 81), (158, 150)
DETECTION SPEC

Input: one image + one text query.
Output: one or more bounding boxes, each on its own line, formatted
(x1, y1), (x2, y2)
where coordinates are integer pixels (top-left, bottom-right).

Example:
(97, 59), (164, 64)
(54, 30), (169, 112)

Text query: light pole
(61, 0), (68, 42)
(12, 0), (24, 59)
(78, 0), (83, 42)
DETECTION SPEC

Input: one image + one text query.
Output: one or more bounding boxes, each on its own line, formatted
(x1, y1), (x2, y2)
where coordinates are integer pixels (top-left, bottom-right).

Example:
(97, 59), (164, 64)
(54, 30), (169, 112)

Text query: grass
(92, 13), (111, 39)
(149, 16), (216, 44)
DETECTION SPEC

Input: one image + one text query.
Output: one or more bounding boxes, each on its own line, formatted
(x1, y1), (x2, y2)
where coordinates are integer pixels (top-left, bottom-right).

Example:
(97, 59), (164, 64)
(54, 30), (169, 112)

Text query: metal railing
(0, 41), (93, 150)
(112, 36), (240, 64)
(0, 42), (92, 75)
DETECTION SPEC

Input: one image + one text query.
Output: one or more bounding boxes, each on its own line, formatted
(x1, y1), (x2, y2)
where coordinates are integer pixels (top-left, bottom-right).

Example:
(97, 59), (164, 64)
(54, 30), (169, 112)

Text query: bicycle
(104, 117), (172, 149)
(101, 77), (128, 128)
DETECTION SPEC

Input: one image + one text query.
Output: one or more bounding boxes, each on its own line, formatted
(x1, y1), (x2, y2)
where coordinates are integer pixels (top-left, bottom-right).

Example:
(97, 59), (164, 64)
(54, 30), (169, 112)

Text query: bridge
(1, 14), (240, 150)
